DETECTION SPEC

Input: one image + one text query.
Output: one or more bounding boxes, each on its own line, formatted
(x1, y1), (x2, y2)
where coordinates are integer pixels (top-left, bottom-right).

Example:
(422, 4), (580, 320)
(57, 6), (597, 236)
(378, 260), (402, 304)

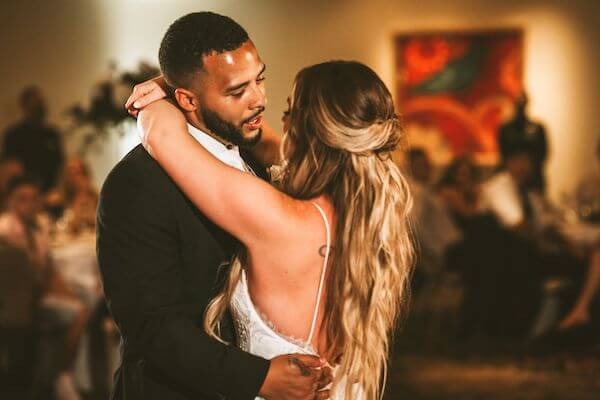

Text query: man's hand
(125, 75), (169, 117)
(259, 354), (332, 400)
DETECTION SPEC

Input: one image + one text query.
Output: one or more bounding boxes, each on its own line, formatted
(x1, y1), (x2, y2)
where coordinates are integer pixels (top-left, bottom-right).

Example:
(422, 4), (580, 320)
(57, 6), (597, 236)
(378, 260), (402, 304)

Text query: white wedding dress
(230, 202), (363, 399)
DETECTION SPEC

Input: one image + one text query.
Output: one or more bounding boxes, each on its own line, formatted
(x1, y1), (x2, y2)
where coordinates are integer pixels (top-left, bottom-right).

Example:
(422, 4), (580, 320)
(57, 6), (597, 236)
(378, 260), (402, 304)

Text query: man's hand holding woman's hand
(259, 354), (332, 400)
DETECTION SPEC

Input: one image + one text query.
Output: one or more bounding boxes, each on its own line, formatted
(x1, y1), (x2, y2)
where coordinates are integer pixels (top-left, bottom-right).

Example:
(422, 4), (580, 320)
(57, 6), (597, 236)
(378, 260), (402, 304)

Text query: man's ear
(173, 88), (198, 112)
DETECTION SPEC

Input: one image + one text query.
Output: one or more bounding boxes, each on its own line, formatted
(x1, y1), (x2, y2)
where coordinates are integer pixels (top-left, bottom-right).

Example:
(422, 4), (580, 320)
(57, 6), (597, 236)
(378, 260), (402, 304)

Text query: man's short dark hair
(159, 12), (249, 88)
(19, 85), (41, 108)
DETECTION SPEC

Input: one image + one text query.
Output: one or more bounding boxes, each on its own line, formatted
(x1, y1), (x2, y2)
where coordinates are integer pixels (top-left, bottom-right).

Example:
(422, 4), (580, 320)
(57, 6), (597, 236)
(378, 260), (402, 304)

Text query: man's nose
(248, 83), (266, 110)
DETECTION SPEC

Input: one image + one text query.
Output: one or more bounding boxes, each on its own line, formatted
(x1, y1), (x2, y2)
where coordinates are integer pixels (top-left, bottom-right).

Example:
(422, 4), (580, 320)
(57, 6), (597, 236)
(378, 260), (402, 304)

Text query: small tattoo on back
(319, 245), (333, 258)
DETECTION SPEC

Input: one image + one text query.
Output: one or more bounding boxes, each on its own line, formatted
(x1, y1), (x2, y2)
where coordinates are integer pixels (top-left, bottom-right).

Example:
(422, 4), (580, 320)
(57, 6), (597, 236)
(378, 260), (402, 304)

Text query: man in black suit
(498, 93), (548, 194)
(1, 86), (64, 193)
(97, 12), (327, 400)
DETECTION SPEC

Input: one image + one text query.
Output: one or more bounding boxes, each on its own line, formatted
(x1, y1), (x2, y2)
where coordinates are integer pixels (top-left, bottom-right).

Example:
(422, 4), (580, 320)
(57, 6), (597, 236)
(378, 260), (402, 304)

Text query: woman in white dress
(134, 60), (414, 399)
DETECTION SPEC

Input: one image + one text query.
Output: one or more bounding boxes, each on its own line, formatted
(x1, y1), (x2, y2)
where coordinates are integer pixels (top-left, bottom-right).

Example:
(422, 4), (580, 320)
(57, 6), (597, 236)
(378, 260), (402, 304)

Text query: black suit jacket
(97, 145), (269, 400)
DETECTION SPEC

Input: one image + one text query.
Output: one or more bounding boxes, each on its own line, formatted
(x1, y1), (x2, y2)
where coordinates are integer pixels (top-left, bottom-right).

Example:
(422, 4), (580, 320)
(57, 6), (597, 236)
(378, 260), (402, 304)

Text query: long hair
(205, 61), (414, 399)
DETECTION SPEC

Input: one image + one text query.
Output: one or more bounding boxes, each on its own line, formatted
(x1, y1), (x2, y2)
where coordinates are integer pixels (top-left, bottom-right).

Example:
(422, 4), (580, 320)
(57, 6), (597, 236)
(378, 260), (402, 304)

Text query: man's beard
(200, 106), (263, 149)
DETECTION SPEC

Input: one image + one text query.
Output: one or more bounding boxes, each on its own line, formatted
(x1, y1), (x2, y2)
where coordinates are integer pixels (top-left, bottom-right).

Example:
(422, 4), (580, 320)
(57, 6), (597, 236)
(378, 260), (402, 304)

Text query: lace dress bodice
(229, 202), (362, 399)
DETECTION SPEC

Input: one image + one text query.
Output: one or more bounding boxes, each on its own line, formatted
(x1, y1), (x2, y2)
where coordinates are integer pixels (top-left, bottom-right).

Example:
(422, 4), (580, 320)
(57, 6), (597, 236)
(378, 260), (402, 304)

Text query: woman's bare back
(243, 196), (335, 354)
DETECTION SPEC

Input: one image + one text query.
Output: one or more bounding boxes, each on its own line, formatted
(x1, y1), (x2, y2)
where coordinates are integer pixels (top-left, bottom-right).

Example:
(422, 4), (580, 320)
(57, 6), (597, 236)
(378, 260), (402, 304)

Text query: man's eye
(231, 91), (244, 98)
(257, 76), (266, 83)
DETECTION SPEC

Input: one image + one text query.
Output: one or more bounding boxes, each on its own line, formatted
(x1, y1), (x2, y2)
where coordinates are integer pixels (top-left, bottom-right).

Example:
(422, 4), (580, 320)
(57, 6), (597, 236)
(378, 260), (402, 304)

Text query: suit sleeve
(96, 162), (269, 399)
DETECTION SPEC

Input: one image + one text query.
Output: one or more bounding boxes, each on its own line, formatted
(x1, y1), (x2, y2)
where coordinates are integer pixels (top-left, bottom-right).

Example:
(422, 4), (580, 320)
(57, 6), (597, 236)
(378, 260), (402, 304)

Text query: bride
(131, 60), (413, 399)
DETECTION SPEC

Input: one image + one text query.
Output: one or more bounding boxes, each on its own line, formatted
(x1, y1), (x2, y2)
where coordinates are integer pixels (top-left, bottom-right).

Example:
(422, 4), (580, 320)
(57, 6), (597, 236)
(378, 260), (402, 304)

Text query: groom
(97, 12), (328, 400)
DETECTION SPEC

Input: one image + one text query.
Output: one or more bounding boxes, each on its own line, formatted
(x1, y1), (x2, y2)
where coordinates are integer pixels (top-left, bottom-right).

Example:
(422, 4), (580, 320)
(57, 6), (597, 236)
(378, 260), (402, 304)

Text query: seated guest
(46, 158), (97, 221)
(559, 141), (600, 329)
(406, 148), (461, 285)
(0, 176), (86, 400)
(0, 175), (51, 268)
(437, 156), (482, 224)
(480, 147), (561, 238)
(52, 186), (101, 397)
(480, 148), (535, 231)
(406, 147), (433, 185)
(477, 149), (549, 338)
(437, 157), (519, 341)
(483, 148), (595, 345)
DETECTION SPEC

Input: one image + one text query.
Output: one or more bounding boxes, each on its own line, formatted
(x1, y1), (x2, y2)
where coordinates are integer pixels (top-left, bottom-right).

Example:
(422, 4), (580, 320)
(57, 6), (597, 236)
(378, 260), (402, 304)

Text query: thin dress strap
(305, 201), (331, 349)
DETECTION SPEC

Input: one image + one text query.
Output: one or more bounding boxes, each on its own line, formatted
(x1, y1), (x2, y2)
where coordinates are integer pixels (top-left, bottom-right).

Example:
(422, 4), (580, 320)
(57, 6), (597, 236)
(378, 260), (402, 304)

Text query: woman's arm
(126, 77), (281, 167)
(138, 100), (298, 248)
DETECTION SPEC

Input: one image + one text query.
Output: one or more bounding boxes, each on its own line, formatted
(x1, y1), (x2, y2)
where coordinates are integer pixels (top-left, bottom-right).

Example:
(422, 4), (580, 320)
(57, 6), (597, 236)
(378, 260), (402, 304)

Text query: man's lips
(244, 115), (263, 130)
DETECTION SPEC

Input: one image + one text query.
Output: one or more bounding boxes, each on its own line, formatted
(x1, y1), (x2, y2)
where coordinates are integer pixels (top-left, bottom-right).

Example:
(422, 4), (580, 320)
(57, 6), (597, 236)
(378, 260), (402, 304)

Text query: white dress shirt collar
(187, 123), (248, 172)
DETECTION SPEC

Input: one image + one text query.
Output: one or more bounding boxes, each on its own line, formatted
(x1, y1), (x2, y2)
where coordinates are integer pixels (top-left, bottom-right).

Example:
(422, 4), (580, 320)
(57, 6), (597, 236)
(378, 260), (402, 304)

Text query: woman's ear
(173, 88), (198, 112)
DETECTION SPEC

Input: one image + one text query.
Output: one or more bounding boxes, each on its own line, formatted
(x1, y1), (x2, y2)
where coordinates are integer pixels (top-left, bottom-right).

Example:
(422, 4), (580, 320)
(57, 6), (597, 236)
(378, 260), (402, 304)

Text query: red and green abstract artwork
(396, 29), (523, 164)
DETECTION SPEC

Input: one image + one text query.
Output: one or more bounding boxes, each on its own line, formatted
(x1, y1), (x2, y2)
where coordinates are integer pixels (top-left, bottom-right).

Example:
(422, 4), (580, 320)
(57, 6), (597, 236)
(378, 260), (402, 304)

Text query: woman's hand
(137, 99), (187, 157)
(125, 75), (169, 117)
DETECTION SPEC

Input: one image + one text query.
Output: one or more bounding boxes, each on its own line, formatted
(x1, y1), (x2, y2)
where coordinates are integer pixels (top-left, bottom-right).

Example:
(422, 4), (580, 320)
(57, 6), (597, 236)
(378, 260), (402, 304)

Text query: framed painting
(395, 29), (523, 164)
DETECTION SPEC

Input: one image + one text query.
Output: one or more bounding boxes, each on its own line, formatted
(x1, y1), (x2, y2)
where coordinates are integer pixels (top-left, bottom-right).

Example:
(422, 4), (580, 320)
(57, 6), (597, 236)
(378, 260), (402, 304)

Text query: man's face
(23, 89), (47, 121)
(194, 40), (266, 148)
(9, 185), (41, 224)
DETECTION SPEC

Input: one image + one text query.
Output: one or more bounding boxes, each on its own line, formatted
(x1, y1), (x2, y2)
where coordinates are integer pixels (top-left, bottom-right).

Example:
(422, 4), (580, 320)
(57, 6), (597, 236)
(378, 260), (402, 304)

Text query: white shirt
(187, 123), (251, 173)
(480, 172), (524, 228)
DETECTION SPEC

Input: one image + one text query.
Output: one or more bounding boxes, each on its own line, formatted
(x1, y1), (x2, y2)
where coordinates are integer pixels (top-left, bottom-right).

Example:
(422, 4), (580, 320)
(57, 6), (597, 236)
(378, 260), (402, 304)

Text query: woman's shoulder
(288, 196), (335, 233)
(249, 195), (335, 265)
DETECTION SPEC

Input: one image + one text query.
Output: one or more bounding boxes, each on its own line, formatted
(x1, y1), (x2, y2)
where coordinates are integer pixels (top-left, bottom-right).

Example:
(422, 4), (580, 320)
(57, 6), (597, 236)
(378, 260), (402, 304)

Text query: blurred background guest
(50, 158), (101, 327)
(404, 148), (463, 345)
(406, 148), (461, 280)
(406, 147), (433, 186)
(0, 176), (51, 268)
(46, 158), (98, 221)
(480, 147), (536, 232)
(48, 158), (105, 399)
(1, 86), (64, 193)
(0, 156), (24, 211)
(436, 156), (508, 341)
(0, 175), (89, 400)
(498, 93), (548, 194)
(437, 156), (482, 227)
(543, 139), (600, 346)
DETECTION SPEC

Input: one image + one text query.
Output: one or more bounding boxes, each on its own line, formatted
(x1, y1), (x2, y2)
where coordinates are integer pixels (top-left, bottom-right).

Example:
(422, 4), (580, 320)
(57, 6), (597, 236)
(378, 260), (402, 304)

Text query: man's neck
(186, 119), (234, 149)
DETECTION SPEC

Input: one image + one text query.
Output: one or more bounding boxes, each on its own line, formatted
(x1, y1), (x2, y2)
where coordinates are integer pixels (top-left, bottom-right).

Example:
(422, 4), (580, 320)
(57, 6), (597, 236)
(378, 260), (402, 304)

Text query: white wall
(1, 0), (599, 200)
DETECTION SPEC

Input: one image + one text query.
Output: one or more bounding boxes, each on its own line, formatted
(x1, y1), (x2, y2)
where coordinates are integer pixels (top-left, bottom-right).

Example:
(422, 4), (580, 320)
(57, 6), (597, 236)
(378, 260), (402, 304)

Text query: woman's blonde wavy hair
(205, 60), (414, 399)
